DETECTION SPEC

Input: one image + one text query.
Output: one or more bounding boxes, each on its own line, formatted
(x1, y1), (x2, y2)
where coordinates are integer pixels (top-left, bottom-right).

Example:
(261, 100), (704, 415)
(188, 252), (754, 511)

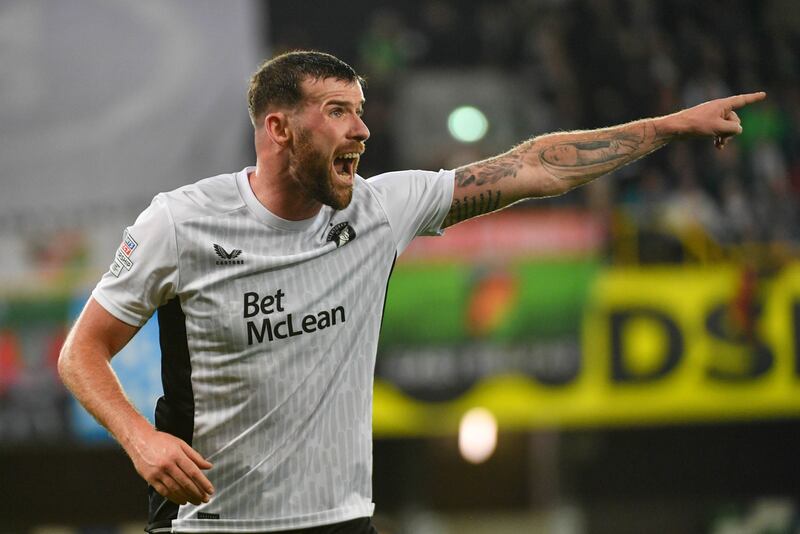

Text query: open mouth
(333, 152), (359, 182)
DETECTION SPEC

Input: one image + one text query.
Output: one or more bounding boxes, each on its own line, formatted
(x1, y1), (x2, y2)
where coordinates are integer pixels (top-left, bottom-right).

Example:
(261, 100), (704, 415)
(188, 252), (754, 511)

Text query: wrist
(117, 417), (156, 451)
(652, 113), (685, 139)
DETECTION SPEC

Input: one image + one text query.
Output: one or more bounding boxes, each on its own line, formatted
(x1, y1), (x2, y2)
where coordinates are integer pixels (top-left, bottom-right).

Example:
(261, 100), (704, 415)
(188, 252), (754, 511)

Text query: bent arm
(442, 92), (766, 227)
(58, 298), (146, 447)
(58, 298), (214, 505)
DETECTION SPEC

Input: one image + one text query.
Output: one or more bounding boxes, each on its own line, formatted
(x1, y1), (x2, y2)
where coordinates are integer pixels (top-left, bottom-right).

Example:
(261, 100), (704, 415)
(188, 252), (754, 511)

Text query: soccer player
(58, 51), (764, 533)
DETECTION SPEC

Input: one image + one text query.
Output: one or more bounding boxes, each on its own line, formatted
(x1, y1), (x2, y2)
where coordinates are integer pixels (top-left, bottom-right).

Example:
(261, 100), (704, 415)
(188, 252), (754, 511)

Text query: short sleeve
(92, 194), (179, 327)
(367, 169), (454, 254)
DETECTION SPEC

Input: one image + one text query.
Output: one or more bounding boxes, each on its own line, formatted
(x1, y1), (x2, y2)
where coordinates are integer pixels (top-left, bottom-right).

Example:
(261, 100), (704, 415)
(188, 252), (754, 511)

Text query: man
(58, 50), (764, 533)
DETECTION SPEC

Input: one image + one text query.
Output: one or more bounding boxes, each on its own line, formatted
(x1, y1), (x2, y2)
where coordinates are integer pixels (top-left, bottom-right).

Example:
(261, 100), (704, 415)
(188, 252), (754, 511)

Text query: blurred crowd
(272, 0), (800, 261)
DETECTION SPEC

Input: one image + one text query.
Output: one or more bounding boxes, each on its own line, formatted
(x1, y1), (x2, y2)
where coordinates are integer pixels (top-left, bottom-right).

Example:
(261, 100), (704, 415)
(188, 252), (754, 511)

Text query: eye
(330, 108), (344, 118)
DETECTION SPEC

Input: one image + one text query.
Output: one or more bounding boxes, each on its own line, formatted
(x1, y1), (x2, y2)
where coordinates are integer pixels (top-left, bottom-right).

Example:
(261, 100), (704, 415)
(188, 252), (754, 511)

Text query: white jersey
(92, 167), (454, 533)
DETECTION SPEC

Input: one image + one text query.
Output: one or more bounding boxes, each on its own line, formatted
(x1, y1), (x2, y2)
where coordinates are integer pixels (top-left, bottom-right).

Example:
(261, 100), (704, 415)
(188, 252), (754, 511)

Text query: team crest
(326, 222), (356, 248)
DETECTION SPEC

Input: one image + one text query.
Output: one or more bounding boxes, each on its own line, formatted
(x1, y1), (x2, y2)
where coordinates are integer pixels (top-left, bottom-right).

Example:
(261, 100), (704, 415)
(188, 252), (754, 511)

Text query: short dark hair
(247, 50), (365, 127)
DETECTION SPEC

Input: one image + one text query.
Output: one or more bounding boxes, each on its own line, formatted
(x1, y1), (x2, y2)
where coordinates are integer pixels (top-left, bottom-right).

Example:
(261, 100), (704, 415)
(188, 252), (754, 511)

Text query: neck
(250, 157), (322, 221)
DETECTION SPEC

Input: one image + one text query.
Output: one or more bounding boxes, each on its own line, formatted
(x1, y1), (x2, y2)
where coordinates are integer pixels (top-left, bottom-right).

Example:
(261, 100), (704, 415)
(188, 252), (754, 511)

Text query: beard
(289, 128), (354, 210)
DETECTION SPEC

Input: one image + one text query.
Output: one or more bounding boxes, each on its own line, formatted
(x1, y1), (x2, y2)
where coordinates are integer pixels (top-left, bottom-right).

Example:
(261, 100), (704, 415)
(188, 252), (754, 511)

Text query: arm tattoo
(443, 119), (669, 227)
(443, 152), (518, 226)
(454, 153), (523, 187)
(443, 188), (502, 227)
(537, 120), (667, 184)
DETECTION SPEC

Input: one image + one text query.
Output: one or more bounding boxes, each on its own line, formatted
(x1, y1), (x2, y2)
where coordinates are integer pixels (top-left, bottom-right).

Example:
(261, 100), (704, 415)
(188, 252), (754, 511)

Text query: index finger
(176, 457), (214, 502)
(180, 441), (213, 470)
(180, 442), (215, 494)
(725, 91), (767, 109)
(168, 461), (208, 504)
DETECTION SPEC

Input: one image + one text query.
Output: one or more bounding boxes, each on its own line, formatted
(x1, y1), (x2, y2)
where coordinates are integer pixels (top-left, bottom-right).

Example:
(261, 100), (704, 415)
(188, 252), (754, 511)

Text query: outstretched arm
(442, 92), (766, 227)
(58, 298), (215, 505)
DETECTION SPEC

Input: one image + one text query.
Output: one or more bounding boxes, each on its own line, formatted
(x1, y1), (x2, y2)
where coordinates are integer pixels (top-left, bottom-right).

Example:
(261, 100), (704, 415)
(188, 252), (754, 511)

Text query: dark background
(2, 1), (799, 532)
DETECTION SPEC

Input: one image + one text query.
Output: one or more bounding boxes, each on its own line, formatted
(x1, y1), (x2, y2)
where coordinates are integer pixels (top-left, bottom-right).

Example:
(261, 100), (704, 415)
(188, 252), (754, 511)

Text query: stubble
(290, 128), (353, 211)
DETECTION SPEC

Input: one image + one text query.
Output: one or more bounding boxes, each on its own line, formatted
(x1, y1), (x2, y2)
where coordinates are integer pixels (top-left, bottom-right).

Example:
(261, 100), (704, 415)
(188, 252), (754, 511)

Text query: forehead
(300, 77), (364, 105)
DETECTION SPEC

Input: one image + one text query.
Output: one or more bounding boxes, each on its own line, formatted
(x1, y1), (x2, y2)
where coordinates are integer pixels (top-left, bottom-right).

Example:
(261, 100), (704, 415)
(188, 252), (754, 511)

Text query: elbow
(57, 341), (72, 383)
(57, 334), (80, 386)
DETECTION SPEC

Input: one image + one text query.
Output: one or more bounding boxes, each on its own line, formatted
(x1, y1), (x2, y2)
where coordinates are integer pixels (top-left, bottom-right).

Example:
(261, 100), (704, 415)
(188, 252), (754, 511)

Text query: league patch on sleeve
(110, 258), (123, 277)
(115, 248), (133, 271)
(110, 230), (138, 276)
(121, 231), (138, 257)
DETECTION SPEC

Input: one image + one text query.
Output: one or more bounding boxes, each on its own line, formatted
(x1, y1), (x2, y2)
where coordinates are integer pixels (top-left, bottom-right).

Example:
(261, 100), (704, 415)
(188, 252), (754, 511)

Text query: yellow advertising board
(373, 263), (800, 436)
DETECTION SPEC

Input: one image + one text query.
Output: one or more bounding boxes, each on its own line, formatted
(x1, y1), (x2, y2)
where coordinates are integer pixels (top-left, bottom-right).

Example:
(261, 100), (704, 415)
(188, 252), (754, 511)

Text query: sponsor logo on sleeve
(115, 248), (133, 270)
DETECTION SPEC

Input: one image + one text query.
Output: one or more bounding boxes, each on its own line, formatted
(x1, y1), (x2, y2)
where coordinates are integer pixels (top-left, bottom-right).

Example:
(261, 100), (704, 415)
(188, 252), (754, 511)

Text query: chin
(322, 170), (355, 210)
(327, 188), (353, 210)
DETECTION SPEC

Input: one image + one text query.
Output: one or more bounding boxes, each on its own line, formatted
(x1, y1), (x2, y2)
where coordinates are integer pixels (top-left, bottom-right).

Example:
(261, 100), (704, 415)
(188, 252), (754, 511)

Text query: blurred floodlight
(458, 407), (498, 464)
(447, 105), (489, 143)
(395, 71), (525, 166)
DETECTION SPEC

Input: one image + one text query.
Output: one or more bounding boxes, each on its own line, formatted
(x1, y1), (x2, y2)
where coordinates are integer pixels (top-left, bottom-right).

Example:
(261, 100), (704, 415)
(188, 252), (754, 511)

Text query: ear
(265, 112), (292, 147)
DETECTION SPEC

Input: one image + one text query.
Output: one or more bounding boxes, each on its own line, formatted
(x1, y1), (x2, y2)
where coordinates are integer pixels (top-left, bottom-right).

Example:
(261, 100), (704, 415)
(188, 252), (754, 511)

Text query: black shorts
(177, 517), (379, 534)
(276, 517), (378, 534)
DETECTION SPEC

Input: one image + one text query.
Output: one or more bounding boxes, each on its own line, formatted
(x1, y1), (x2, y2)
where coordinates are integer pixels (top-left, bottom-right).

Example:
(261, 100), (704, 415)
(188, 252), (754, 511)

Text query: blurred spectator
(270, 0), (800, 257)
(358, 8), (421, 84)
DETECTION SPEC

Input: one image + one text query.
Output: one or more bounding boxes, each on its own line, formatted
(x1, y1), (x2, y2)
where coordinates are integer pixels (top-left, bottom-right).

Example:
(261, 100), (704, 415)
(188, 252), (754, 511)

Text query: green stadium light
(447, 105), (489, 143)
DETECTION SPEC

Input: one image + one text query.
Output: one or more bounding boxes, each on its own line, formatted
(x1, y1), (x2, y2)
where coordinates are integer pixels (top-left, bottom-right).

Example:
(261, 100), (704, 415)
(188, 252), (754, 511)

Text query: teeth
(337, 153), (359, 159)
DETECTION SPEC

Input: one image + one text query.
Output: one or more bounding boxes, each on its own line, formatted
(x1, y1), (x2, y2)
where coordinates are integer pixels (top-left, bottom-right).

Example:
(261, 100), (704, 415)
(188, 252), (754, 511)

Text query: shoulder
(156, 170), (247, 223)
(360, 169), (419, 201)
(363, 169), (455, 188)
(362, 169), (421, 189)
(360, 169), (455, 202)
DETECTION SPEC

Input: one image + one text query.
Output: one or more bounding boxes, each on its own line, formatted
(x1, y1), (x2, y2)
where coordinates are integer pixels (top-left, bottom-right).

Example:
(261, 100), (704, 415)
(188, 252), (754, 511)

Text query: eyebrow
(324, 99), (365, 108)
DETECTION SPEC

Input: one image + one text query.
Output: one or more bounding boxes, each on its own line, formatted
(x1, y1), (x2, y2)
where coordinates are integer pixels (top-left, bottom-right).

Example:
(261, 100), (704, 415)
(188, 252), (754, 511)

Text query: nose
(350, 114), (370, 143)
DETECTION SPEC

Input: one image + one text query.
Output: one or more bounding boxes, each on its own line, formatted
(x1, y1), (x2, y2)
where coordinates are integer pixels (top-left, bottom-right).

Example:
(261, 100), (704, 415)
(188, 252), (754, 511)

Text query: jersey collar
(236, 167), (328, 232)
